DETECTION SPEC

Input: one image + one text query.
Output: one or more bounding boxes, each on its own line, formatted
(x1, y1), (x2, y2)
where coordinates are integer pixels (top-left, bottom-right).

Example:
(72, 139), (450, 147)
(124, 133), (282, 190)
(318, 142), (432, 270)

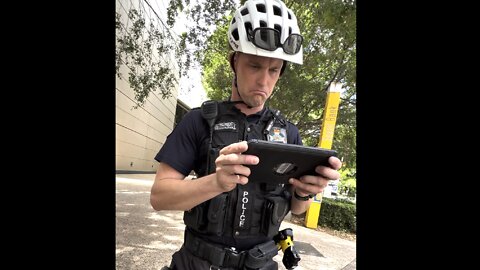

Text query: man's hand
(289, 156), (342, 197)
(215, 141), (259, 192)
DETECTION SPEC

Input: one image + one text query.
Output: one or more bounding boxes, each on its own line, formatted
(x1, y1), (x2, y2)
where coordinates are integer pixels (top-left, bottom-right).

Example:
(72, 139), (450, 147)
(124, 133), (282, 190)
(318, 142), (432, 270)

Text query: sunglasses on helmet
(247, 27), (303, 55)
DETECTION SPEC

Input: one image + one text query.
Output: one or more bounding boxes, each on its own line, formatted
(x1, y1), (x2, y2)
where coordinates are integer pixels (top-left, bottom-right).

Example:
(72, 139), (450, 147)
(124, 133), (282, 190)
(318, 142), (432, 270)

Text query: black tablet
(242, 139), (338, 184)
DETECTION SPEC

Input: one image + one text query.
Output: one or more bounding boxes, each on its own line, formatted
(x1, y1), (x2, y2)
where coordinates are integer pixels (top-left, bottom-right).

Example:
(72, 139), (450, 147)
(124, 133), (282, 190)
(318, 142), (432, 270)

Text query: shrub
(318, 197), (356, 233)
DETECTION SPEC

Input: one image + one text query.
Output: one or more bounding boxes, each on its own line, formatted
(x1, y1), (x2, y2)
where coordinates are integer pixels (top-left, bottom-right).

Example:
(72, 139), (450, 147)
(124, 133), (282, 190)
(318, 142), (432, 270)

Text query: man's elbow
(150, 195), (162, 211)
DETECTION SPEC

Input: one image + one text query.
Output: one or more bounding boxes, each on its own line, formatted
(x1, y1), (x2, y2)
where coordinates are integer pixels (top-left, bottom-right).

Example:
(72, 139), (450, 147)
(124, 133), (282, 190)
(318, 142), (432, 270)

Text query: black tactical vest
(184, 101), (292, 247)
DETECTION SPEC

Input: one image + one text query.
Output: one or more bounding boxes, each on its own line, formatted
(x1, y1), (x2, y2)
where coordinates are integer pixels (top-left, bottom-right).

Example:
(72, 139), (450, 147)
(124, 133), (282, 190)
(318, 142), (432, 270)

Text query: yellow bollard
(317, 83), (341, 149)
(305, 194), (322, 228)
(304, 82), (342, 228)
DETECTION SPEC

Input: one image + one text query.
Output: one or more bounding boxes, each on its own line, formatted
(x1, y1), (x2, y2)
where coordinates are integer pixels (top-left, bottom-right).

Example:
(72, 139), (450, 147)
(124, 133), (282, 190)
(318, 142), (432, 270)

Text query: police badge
(267, 127), (287, 143)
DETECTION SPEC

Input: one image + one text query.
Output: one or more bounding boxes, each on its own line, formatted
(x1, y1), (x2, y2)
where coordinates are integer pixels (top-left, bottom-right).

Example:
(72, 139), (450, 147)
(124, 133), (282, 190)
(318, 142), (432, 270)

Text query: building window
(174, 100), (190, 127)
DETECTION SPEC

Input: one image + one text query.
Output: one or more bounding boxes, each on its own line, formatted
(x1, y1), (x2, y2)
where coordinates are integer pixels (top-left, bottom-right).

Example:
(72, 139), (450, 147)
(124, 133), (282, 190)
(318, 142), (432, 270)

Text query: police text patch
(214, 121), (237, 131)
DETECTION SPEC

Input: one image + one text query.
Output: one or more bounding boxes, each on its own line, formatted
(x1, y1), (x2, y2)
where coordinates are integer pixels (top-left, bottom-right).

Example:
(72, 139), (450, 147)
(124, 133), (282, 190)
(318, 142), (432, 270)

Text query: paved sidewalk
(116, 174), (356, 270)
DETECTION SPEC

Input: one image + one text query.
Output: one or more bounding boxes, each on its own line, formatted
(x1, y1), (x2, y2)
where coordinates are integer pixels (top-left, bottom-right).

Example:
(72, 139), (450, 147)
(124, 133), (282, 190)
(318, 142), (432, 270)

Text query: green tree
(115, 8), (177, 108)
(338, 167), (356, 197)
(166, 0), (236, 77)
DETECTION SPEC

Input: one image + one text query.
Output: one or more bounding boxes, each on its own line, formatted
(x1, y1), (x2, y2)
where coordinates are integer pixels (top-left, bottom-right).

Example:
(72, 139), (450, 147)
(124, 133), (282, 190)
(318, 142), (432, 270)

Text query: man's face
(234, 53), (283, 108)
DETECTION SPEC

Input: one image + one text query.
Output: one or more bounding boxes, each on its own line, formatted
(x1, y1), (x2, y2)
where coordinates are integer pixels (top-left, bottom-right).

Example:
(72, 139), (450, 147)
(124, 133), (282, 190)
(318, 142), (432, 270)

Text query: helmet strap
(234, 74), (253, 109)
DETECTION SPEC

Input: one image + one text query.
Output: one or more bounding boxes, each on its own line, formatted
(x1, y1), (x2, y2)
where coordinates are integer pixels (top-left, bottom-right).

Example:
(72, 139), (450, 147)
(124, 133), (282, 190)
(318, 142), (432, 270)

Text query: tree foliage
(166, 0), (237, 77)
(115, 8), (177, 108)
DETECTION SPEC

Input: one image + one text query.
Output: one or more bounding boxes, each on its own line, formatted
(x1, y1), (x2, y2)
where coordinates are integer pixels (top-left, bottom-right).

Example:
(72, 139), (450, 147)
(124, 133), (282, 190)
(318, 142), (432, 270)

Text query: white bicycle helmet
(228, 0), (303, 65)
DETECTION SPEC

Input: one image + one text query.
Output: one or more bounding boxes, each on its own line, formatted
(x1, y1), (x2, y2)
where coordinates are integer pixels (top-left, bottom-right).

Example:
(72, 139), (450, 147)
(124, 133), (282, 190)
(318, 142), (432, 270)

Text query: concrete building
(115, 0), (189, 173)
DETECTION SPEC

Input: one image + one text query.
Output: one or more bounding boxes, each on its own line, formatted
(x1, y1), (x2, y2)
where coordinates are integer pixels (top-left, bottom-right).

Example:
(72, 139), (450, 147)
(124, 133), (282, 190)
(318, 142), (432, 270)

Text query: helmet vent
(241, 8), (249, 16)
(288, 11), (292, 19)
(260, 20), (267, 27)
(244, 22), (253, 35)
(256, 4), (266, 13)
(232, 29), (239, 41)
(232, 17), (236, 24)
(273, 5), (282, 16)
(274, 24), (282, 36)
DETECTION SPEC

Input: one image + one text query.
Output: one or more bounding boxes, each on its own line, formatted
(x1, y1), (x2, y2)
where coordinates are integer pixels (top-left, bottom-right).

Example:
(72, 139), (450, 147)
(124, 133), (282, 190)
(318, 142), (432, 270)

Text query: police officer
(151, 0), (342, 269)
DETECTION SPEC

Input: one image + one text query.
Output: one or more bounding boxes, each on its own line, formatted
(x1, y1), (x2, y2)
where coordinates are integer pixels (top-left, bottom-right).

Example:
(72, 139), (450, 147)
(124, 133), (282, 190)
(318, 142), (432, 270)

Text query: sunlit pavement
(116, 174), (356, 270)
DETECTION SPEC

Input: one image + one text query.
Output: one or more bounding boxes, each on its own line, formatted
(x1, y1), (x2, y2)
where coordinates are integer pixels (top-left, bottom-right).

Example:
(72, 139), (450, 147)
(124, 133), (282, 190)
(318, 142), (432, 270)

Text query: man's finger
(315, 165), (341, 180)
(216, 153), (259, 166)
(328, 156), (342, 170)
(219, 141), (248, 155)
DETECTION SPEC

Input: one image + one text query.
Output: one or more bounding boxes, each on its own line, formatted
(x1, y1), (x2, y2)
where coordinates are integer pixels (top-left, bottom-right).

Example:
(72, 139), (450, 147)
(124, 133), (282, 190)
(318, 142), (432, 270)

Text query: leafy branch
(115, 8), (177, 108)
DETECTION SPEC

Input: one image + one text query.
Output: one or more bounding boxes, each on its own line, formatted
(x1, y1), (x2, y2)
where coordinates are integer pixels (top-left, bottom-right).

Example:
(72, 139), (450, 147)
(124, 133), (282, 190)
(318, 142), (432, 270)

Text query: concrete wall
(116, 0), (180, 173)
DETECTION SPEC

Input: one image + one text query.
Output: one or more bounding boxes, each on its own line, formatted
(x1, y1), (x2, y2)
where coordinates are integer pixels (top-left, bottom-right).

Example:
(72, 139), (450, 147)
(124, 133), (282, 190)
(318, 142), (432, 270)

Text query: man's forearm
(150, 174), (224, 211)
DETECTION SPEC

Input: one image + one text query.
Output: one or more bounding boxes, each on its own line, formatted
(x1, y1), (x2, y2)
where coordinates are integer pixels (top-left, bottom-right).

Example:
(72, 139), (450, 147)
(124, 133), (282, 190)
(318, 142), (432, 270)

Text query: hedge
(317, 197), (356, 233)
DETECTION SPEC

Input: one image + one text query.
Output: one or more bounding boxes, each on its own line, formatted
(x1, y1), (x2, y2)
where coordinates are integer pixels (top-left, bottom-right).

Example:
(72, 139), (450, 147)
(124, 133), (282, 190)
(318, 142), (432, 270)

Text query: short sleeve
(286, 122), (303, 146)
(154, 109), (208, 176)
